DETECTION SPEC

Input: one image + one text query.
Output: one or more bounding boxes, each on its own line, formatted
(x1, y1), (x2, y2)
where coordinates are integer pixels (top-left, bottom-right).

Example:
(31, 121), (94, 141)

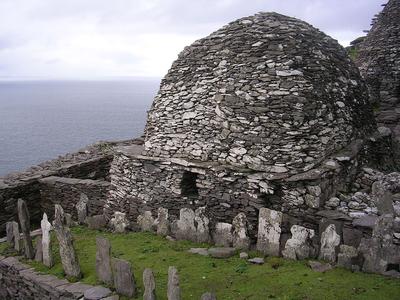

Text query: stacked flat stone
(356, 0), (400, 139)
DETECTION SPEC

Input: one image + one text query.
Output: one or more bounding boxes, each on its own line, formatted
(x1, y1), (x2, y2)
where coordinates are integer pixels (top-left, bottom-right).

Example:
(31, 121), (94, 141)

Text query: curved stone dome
(144, 12), (375, 174)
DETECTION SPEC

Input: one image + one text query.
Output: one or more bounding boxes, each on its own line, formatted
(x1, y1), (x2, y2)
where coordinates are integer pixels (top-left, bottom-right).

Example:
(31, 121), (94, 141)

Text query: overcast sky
(0, 0), (385, 79)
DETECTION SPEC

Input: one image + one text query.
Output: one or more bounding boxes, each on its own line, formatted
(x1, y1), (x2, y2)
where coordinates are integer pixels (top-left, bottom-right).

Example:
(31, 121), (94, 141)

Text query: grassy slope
(2, 226), (399, 300)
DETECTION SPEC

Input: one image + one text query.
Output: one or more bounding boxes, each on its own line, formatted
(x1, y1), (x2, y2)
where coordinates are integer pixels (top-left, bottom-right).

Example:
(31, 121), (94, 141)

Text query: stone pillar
(167, 266), (180, 300)
(112, 258), (136, 297)
(53, 204), (81, 278)
(41, 212), (53, 268)
(17, 199), (35, 259)
(319, 224), (340, 263)
(175, 208), (196, 241)
(12, 221), (21, 252)
(282, 225), (315, 260)
(96, 237), (113, 285)
(256, 208), (282, 256)
(76, 193), (89, 225)
(195, 207), (210, 243)
(137, 211), (155, 232)
(232, 213), (250, 250)
(155, 207), (170, 236)
(6, 222), (14, 245)
(143, 268), (156, 300)
(34, 236), (43, 262)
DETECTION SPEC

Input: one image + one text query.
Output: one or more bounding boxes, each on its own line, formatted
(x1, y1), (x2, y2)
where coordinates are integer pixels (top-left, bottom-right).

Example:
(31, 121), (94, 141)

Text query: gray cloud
(0, 0), (385, 78)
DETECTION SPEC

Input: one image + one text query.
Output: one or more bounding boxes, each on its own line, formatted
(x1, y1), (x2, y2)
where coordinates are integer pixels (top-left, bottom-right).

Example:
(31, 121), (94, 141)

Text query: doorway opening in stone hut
(386, 263), (400, 272)
(181, 171), (199, 197)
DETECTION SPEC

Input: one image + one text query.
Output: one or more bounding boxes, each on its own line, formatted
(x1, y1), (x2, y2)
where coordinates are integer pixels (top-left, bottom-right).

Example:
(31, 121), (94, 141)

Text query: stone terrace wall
(0, 139), (143, 235)
(0, 255), (94, 300)
(39, 176), (111, 220)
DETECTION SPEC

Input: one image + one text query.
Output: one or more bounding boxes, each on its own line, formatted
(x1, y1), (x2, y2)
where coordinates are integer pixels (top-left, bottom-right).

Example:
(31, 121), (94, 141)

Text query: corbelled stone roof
(144, 12), (375, 175)
(355, 0), (400, 138)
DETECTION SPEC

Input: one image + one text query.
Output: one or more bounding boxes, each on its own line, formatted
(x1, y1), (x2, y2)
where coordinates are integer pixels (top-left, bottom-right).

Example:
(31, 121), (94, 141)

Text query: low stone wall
(0, 255), (95, 299)
(39, 176), (111, 220)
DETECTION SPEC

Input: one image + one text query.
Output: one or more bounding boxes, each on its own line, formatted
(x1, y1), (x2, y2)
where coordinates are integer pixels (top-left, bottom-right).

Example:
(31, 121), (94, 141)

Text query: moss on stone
(6, 226), (399, 300)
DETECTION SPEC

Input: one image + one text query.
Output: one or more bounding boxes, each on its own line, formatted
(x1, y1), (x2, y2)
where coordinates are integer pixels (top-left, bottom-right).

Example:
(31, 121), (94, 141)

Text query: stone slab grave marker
(201, 292), (217, 300)
(256, 208), (282, 256)
(112, 258), (136, 297)
(96, 237), (113, 285)
(143, 268), (156, 300)
(34, 236), (43, 262)
(41, 212), (54, 268)
(76, 193), (89, 225)
(155, 207), (170, 236)
(12, 221), (21, 252)
(282, 225), (315, 260)
(167, 266), (180, 300)
(175, 208), (196, 241)
(232, 213), (250, 250)
(53, 204), (81, 278)
(109, 211), (129, 233)
(319, 224), (340, 263)
(213, 222), (233, 247)
(195, 207), (210, 243)
(17, 198), (35, 259)
(6, 222), (14, 245)
(137, 211), (155, 232)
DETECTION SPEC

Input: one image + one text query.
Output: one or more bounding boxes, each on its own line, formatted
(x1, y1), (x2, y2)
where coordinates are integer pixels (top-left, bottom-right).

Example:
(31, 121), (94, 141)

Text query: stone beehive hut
(106, 12), (378, 236)
(356, 0), (400, 138)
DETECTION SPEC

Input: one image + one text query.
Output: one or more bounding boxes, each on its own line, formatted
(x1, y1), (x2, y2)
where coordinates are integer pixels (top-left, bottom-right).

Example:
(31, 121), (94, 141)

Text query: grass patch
(3, 226), (399, 300)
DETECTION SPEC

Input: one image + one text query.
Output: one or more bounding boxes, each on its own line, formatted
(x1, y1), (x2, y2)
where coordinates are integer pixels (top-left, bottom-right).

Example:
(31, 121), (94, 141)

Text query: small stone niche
(181, 171), (199, 197)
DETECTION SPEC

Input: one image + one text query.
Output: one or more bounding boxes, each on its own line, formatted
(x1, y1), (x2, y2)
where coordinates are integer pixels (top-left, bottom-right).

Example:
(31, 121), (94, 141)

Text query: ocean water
(0, 79), (160, 176)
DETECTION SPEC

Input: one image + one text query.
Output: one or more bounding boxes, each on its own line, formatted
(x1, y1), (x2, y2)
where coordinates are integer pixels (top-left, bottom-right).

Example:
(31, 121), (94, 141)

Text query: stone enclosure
(1, 2), (400, 292)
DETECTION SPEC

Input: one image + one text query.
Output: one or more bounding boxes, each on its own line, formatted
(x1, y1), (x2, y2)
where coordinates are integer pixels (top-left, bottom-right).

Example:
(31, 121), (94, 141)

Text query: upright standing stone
(12, 221), (21, 252)
(76, 193), (89, 225)
(112, 258), (136, 297)
(167, 266), (180, 300)
(175, 208), (196, 241)
(17, 199), (34, 259)
(282, 225), (315, 260)
(195, 207), (210, 243)
(337, 245), (358, 269)
(232, 213), (250, 250)
(109, 211), (129, 233)
(53, 204), (81, 278)
(34, 236), (43, 262)
(213, 223), (233, 247)
(155, 207), (170, 236)
(256, 208), (282, 256)
(41, 212), (53, 268)
(6, 222), (14, 245)
(137, 211), (155, 232)
(96, 237), (113, 285)
(143, 268), (156, 300)
(319, 224), (340, 263)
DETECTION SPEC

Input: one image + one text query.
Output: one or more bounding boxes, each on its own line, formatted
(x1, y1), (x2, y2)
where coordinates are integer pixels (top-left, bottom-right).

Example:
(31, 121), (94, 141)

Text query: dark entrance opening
(181, 171), (199, 196)
(386, 264), (400, 272)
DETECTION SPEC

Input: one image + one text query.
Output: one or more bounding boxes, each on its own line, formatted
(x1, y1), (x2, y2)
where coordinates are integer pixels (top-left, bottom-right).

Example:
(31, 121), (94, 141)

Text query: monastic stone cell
(356, 0), (400, 139)
(144, 12), (375, 174)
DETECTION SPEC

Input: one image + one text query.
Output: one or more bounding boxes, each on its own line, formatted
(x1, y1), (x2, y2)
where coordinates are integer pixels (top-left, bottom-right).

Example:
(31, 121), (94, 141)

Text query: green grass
(2, 226), (399, 300)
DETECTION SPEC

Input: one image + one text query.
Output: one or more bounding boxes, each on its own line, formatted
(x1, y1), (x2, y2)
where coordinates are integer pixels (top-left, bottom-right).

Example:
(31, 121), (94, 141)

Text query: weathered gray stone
(87, 215), (107, 230)
(213, 223), (233, 247)
(195, 207), (210, 243)
(34, 236), (43, 262)
(208, 247), (236, 258)
(41, 212), (53, 268)
(143, 268), (156, 300)
(12, 221), (21, 252)
(167, 266), (180, 300)
(256, 208), (282, 256)
(232, 213), (250, 250)
(109, 211), (129, 233)
(6, 222), (14, 245)
(175, 208), (196, 241)
(239, 252), (249, 259)
(112, 258), (136, 297)
(76, 193), (89, 225)
(83, 286), (112, 300)
(337, 245), (358, 269)
(282, 225), (315, 260)
(372, 181), (394, 214)
(96, 237), (113, 285)
(201, 292), (217, 300)
(319, 224), (340, 263)
(53, 204), (81, 278)
(155, 207), (170, 236)
(308, 261), (332, 273)
(17, 199), (34, 259)
(137, 211), (155, 232)
(248, 257), (264, 265)
(65, 213), (73, 227)
(188, 248), (209, 256)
